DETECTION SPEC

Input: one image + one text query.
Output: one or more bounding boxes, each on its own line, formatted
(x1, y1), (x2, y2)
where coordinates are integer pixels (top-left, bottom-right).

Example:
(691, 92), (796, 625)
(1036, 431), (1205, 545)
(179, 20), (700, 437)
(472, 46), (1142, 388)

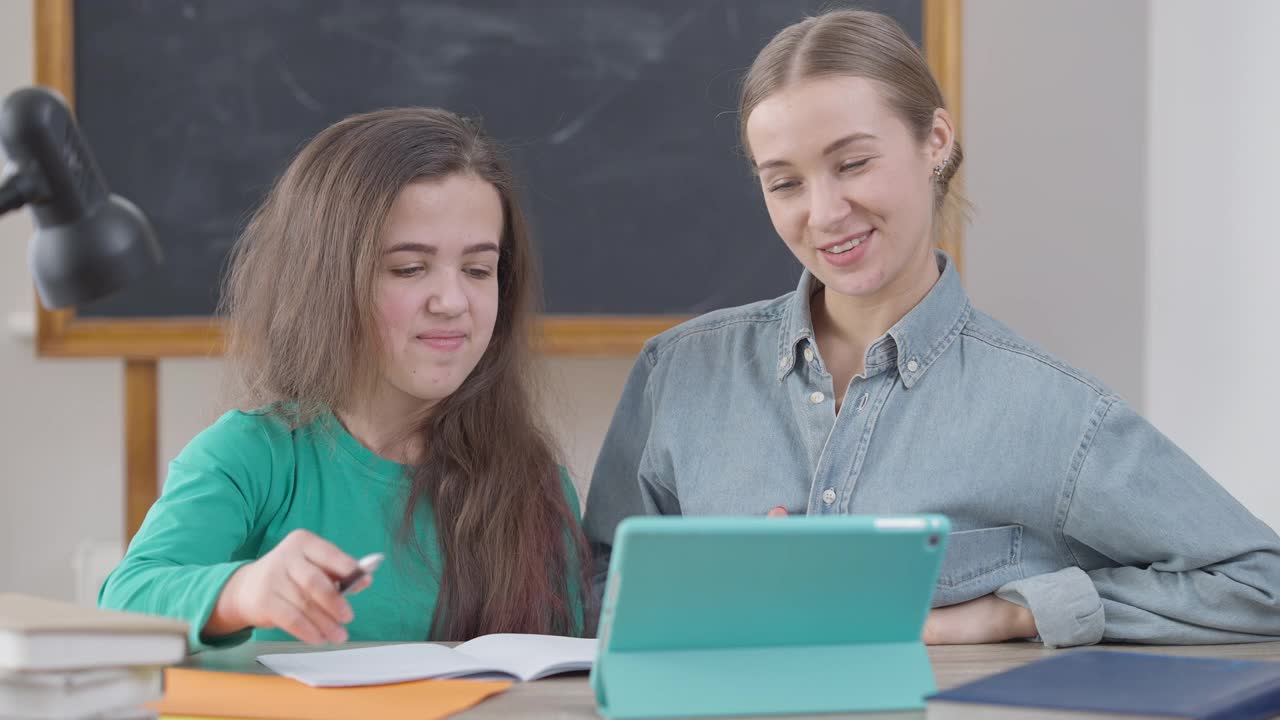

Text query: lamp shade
(1, 86), (160, 309)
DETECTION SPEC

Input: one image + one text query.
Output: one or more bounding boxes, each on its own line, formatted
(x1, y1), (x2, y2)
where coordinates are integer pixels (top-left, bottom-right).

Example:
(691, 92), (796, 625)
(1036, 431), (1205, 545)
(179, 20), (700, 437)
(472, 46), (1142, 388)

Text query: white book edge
(0, 632), (187, 672)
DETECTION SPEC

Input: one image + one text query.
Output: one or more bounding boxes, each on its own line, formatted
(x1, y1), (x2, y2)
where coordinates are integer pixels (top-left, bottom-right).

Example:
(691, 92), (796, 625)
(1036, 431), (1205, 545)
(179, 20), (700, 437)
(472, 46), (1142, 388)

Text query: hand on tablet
(766, 506), (789, 517)
(922, 594), (1037, 644)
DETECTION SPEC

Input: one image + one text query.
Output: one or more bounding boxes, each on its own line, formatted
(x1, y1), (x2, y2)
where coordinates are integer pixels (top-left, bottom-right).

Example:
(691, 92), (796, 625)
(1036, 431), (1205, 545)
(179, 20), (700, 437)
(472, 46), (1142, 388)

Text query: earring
(933, 160), (947, 178)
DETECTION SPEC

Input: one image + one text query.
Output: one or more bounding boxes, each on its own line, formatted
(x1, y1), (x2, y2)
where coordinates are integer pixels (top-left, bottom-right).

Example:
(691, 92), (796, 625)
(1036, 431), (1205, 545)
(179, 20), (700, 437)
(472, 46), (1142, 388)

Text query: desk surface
(183, 641), (1280, 719)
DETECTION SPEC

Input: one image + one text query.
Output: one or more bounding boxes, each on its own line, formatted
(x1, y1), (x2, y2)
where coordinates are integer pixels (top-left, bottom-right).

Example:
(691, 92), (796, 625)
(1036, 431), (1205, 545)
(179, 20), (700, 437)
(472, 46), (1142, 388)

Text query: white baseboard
(72, 539), (123, 607)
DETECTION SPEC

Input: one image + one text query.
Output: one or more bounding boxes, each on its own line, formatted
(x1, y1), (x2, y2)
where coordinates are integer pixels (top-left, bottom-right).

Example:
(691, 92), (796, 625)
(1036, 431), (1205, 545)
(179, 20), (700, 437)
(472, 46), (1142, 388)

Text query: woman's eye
(840, 158), (870, 172)
(768, 180), (799, 193)
(465, 267), (494, 279)
(391, 266), (422, 278)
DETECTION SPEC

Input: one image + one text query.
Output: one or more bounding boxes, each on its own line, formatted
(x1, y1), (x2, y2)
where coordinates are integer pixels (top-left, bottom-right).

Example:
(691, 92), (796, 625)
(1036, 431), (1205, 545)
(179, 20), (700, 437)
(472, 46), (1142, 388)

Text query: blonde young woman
(583, 10), (1280, 648)
(101, 108), (588, 648)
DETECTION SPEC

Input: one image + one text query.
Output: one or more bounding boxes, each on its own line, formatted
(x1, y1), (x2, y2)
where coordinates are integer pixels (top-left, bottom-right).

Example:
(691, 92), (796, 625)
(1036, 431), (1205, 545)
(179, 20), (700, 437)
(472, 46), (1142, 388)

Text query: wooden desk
(183, 641), (1280, 719)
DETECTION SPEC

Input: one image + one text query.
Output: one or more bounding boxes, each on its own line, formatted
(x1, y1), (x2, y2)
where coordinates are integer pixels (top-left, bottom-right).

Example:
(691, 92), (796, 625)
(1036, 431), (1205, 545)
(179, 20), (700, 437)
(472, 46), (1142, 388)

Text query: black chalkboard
(73, 0), (922, 318)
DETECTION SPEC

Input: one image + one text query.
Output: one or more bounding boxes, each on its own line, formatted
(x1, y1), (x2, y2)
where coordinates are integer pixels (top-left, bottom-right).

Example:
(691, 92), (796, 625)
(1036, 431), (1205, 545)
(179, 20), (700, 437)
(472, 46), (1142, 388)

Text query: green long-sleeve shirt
(99, 409), (582, 651)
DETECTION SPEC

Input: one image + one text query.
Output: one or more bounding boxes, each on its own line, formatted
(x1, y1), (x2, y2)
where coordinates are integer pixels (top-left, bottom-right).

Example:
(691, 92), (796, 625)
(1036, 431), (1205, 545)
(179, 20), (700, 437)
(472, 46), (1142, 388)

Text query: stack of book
(0, 593), (187, 719)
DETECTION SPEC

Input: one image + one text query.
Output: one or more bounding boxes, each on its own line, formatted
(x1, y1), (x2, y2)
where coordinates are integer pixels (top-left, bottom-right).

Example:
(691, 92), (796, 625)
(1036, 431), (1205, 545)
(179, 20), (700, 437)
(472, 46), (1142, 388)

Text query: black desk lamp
(0, 86), (160, 309)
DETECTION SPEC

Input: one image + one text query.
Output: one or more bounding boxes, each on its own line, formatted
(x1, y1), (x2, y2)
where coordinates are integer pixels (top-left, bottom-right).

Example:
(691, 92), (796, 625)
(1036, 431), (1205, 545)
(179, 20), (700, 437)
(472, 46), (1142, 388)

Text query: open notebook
(258, 634), (596, 687)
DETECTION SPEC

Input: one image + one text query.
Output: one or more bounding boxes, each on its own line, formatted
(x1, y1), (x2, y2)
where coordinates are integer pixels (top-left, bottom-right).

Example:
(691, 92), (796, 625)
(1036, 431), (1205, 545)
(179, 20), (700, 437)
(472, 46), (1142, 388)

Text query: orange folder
(148, 667), (512, 720)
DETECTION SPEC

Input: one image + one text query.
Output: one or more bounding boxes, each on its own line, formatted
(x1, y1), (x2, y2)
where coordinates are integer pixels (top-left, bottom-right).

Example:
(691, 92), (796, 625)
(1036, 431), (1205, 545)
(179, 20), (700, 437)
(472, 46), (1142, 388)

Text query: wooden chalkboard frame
(33, 0), (963, 537)
(35, 0), (962, 359)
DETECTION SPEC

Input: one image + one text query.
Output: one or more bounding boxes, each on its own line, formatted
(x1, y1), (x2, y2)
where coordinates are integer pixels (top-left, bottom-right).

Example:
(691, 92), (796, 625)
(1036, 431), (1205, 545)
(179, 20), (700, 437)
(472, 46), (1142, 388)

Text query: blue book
(926, 650), (1280, 720)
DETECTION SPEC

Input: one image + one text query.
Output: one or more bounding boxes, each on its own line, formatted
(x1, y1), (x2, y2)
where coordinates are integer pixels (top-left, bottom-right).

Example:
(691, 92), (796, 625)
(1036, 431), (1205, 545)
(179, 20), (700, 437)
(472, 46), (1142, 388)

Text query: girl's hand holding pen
(202, 530), (378, 645)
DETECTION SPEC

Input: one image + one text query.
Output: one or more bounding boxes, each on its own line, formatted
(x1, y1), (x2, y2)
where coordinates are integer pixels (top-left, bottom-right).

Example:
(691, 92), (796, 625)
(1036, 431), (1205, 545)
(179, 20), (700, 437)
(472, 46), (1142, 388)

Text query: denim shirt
(583, 251), (1280, 648)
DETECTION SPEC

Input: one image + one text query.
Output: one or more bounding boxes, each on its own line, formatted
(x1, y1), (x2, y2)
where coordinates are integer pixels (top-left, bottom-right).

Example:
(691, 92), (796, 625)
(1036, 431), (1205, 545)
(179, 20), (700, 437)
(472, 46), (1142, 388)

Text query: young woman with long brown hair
(100, 107), (589, 648)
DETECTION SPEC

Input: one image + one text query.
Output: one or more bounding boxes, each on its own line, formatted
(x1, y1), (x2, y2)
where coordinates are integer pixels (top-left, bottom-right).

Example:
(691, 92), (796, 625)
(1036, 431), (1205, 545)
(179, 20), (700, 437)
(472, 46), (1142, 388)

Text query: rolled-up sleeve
(997, 566), (1104, 647)
(998, 396), (1280, 647)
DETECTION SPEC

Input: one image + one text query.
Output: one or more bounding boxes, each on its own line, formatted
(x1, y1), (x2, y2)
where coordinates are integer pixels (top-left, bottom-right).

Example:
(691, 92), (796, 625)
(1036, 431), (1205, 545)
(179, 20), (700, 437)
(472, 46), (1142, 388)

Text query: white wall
(0, 0), (127, 600)
(1146, 0), (1280, 530)
(963, 0), (1149, 408)
(3, 0), (1277, 603)
(964, 0), (1280, 531)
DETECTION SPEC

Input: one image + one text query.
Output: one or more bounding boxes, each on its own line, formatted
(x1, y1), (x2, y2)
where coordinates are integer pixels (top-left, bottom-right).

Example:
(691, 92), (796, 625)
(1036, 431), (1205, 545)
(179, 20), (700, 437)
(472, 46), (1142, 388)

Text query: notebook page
(453, 634), (597, 681)
(258, 643), (499, 687)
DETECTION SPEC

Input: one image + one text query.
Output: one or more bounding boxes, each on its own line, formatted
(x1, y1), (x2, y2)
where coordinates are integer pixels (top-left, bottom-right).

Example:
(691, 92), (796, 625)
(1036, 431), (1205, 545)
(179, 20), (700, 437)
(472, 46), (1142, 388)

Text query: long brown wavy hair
(220, 107), (590, 640)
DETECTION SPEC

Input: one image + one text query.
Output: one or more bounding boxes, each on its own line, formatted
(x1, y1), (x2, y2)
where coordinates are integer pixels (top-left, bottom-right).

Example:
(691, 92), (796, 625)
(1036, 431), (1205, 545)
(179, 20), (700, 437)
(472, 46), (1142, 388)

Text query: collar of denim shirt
(776, 250), (972, 388)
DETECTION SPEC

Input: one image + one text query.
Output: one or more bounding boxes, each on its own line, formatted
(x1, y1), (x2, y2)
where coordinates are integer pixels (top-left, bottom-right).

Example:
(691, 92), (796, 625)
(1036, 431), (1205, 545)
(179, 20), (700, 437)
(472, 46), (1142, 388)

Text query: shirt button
(809, 391), (825, 404)
(803, 347), (815, 363)
(822, 488), (836, 505)
(906, 358), (920, 373)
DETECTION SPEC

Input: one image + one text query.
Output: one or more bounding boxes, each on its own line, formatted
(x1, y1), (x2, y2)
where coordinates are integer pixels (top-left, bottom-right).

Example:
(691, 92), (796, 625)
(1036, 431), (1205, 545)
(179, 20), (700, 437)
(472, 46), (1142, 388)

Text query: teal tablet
(591, 514), (950, 719)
